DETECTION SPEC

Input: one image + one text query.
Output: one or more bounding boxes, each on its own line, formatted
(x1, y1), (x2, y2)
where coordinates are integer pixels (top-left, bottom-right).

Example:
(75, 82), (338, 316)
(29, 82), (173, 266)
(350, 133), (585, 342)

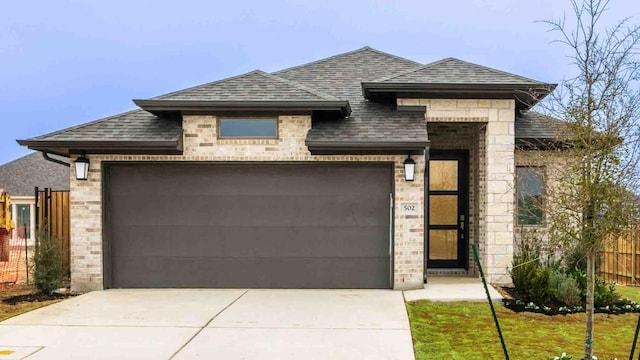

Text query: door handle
(459, 214), (465, 230)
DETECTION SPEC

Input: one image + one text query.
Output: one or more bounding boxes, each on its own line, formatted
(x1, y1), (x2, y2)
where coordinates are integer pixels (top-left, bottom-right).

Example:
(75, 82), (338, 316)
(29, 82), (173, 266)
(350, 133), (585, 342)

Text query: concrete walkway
(0, 289), (414, 360)
(404, 276), (504, 302)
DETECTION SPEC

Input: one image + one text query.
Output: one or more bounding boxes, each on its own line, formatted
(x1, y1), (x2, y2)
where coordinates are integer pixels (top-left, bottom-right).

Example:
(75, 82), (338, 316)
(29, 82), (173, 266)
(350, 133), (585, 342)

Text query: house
(17, 47), (557, 292)
(0, 152), (70, 244)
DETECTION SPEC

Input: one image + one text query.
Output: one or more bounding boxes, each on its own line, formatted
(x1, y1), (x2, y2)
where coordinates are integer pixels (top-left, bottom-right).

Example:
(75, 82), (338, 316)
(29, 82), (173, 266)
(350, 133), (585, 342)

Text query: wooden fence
(36, 187), (70, 279)
(600, 227), (640, 285)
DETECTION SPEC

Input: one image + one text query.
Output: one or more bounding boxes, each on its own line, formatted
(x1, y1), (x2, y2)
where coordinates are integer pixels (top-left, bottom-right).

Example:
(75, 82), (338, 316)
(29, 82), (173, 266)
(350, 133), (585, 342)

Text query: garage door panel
(112, 194), (389, 228)
(107, 163), (393, 289)
(111, 165), (391, 198)
(113, 225), (390, 258)
(111, 256), (390, 289)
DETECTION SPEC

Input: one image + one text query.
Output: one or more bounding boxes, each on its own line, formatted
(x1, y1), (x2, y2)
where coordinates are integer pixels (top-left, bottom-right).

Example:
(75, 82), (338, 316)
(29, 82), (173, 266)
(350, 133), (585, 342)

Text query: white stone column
(484, 101), (515, 283)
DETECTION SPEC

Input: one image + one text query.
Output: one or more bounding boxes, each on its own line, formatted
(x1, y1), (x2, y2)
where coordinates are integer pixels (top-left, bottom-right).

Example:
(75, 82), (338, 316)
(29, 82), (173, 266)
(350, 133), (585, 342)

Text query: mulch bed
(498, 286), (640, 315)
(2, 291), (73, 305)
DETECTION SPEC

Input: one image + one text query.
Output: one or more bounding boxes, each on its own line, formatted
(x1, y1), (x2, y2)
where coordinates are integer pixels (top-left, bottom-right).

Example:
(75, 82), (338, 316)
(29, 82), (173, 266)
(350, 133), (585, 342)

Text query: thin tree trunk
(584, 249), (595, 360)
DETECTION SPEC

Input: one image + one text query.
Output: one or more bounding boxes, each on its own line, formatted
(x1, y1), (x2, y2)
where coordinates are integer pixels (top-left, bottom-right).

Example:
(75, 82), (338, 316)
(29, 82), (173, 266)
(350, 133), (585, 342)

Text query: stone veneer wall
(399, 98), (515, 283)
(69, 115), (426, 292)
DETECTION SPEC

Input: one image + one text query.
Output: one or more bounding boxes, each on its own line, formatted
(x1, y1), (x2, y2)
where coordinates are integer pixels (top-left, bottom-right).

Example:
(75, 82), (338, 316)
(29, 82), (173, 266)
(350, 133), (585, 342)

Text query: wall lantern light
(74, 152), (90, 181)
(404, 154), (415, 182)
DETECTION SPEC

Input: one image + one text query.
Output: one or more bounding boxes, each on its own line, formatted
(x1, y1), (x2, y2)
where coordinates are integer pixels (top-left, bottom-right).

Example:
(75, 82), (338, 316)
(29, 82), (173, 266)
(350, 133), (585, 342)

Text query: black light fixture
(404, 154), (415, 181)
(74, 152), (90, 181)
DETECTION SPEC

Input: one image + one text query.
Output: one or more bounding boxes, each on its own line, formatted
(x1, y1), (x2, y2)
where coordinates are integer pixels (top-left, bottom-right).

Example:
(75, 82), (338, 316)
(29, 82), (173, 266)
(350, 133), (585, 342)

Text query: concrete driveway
(0, 289), (414, 360)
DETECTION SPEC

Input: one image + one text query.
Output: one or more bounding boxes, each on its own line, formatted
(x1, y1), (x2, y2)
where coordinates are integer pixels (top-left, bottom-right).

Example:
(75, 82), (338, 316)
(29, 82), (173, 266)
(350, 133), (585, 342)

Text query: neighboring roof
(0, 152), (69, 197)
(17, 110), (183, 156)
(274, 47), (429, 150)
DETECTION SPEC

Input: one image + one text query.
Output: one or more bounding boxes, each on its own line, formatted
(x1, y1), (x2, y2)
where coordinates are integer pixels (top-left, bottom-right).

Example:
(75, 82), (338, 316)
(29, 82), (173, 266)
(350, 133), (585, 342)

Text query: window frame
(516, 166), (545, 226)
(15, 203), (31, 239)
(217, 117), (279, 139)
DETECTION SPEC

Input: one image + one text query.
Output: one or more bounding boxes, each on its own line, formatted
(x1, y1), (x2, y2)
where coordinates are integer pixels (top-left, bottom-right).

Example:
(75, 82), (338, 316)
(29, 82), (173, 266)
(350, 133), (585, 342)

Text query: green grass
(615, 285), (640, 302)
(406, 286), (640, 360)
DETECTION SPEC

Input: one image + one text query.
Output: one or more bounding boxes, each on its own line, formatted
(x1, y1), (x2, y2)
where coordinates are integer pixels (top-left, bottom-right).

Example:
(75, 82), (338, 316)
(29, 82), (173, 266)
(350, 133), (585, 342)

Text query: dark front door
(104, 163), (393, 289)
(427, 151), (468, 269)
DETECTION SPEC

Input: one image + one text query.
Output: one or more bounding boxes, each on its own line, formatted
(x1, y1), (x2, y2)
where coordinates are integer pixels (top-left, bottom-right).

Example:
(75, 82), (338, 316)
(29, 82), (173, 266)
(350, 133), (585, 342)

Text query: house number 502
(403, 204), (417, 212)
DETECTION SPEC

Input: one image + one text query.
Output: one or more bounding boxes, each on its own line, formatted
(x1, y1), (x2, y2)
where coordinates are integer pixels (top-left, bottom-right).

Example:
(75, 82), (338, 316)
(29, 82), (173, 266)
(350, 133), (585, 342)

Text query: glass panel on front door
(429, 229), (458, 259)
(427, 153), (468, 269)
(429, 160), (458, 191)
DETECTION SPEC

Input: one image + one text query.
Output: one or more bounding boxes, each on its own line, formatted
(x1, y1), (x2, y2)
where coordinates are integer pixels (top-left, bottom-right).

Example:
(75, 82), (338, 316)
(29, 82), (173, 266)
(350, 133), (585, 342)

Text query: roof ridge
(25, 108), (148, 141)
(438, 58), (546, 84)
(358, 46), (423, 66)
(255, 71), (338, 100)
(153, 70), (262, 100)
(151, 69), (337, 101)
(273, 46), (421, 75)
(370, 57), (451, 82)
(371, 57), (546, 84)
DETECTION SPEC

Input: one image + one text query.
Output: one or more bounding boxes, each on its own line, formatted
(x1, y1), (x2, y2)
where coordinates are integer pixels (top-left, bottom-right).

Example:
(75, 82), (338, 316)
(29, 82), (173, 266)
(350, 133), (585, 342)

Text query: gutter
(42, 152), (70, 167)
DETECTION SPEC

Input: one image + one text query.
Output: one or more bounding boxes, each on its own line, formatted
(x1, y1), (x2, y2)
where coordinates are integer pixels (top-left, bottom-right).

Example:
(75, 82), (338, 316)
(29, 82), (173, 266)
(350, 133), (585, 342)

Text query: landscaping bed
(500, 286), (640, 315)
(0, 284), (73, 322)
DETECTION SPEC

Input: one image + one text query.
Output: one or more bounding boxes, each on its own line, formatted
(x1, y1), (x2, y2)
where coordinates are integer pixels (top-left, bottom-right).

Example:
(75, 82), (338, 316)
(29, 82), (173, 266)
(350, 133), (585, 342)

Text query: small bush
(594, 278), (619, 307)
(511, 229), (545, 297)
(511, 255), (539, 295)
(550, 270), (581, 307)
(32, 229), (63, 294)
(529, 267), (552, 304)
(571, 268), (619, 307)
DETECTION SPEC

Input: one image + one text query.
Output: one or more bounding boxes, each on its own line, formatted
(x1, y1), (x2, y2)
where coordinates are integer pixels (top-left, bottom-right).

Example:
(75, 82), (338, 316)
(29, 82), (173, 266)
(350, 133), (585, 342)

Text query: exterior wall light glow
(74, 152), (90, 181)
(404, 154), (415, 182)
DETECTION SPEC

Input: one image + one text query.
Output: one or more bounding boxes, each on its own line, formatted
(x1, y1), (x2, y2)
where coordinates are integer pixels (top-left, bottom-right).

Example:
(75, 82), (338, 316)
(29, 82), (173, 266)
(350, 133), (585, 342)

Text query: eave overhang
(361, 82), (557, 110)
(16, 139), (183, 157)
(305, 140), (430, 155)
(134, 99), (352, 117)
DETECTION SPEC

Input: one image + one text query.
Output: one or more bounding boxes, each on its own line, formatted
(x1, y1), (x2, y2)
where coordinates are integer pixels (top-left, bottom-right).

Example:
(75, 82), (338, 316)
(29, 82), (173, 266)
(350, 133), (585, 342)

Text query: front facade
(18, 47), (556, 292)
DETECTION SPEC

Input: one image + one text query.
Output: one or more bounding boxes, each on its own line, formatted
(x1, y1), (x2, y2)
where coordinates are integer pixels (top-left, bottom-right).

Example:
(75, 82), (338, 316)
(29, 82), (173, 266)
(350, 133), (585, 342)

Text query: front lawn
(0, 285), (69, 322)
(407, 285), (640, 360)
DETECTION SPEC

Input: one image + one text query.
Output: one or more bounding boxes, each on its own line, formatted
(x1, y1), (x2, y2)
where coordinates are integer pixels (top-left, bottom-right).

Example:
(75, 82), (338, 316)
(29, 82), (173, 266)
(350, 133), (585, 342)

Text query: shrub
(32, 229), (63, 294)
(571, 268), (619, 307)
(529, 267), (552, 304)
(594, 278), (619, 307)
(511, 254), (539, 295)
(550, 270), (581, 307)
(512, 229), (545, 296)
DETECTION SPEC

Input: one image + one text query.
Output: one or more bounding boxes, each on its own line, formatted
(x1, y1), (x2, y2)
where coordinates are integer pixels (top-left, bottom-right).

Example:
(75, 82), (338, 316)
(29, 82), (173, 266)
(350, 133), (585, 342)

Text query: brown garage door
(104, 163), (393, 289)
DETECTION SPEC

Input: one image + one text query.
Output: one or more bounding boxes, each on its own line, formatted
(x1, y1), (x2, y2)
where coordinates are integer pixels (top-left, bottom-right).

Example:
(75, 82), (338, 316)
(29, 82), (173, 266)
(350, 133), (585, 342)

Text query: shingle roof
(274, 47), (429, 144)
(0, 152), (69, 197)
(516, 111), (563, 139)
(374, 57), (547, 85)
(155, 70), (338, 101)
(18, 46), (557, 152)
(27, 109), (182, 142)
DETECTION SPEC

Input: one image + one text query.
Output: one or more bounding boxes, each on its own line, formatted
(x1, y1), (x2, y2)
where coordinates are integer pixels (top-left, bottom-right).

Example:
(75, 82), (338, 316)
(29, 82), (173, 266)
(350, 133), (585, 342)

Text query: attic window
(218, 118), (278, 139)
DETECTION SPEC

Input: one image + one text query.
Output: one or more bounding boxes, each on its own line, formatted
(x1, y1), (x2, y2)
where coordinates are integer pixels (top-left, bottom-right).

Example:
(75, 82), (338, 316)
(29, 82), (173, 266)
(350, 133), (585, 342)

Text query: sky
(1, 0), (639, 165)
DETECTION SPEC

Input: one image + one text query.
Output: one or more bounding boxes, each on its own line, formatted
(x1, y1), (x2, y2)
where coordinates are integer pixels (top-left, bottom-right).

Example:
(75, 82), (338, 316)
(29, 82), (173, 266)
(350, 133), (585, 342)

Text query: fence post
(632, 229), (637, 285)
